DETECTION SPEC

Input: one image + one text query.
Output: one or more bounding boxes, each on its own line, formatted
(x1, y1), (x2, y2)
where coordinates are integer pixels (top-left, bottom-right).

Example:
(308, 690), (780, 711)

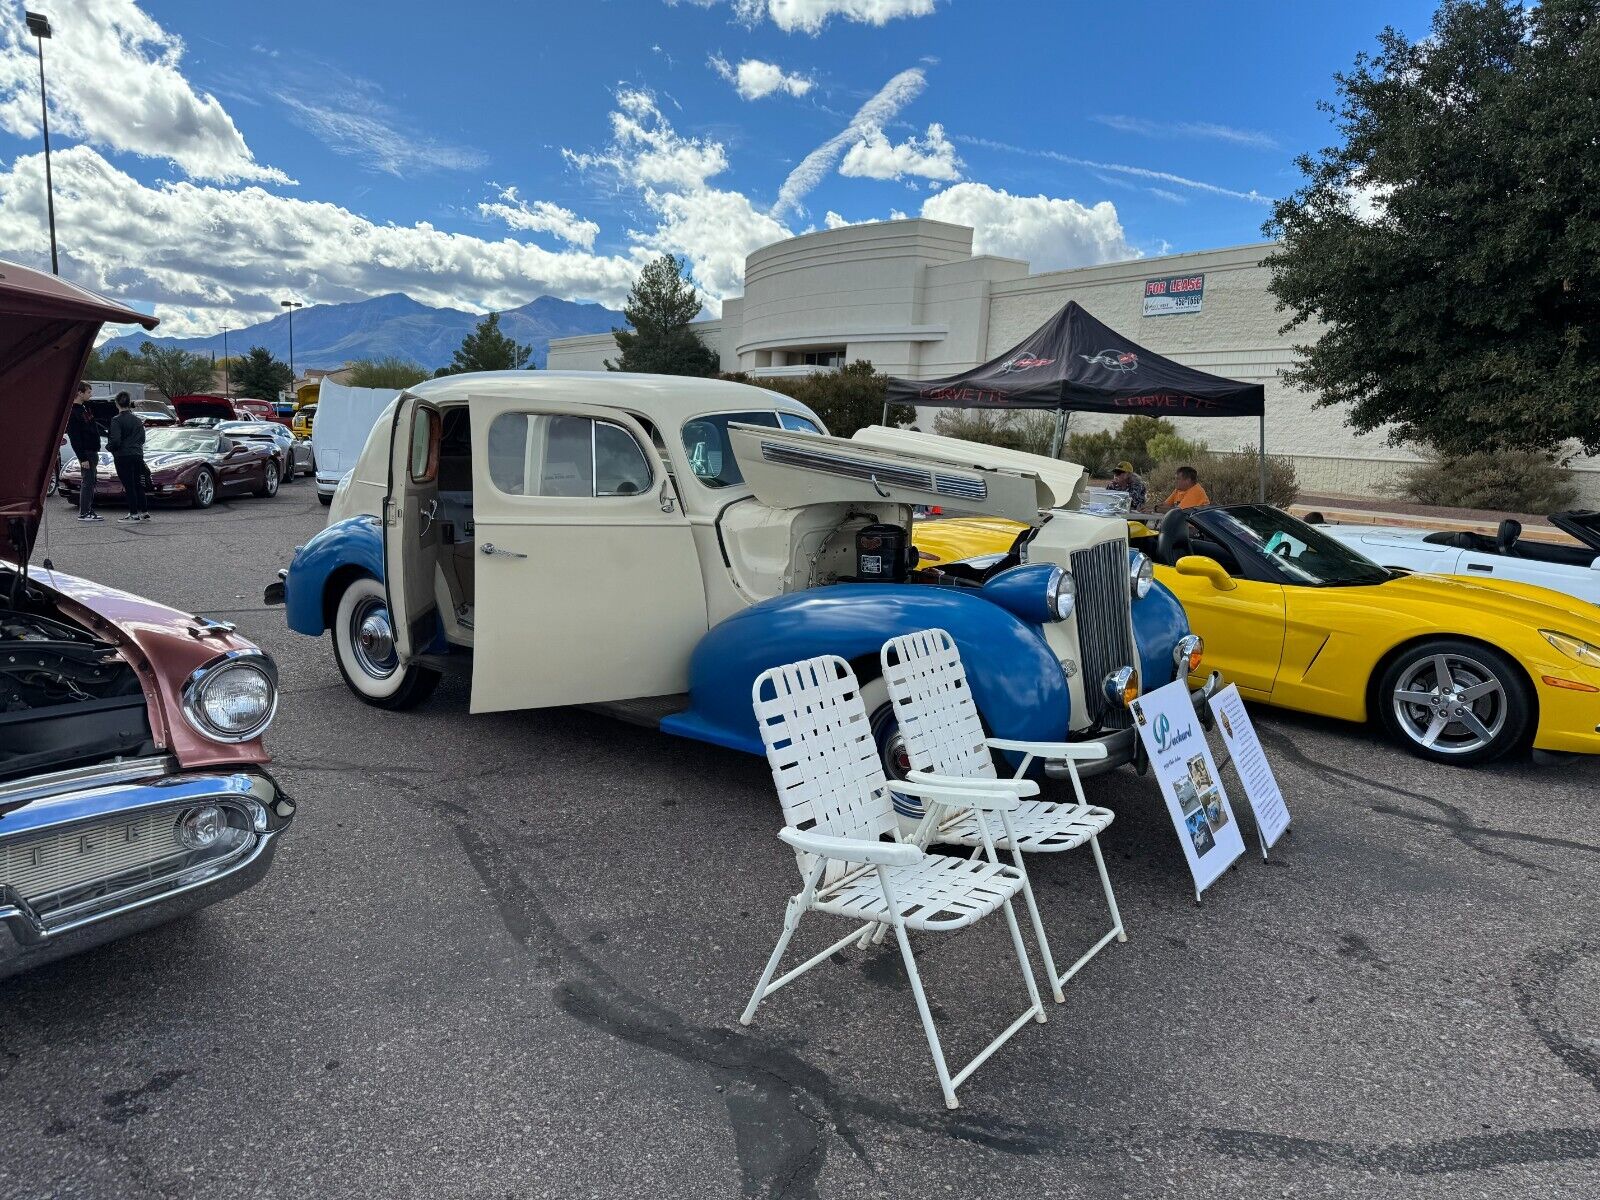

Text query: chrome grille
(1071, 540), (1136, 728)
(759, 441), (987, 501)
(1, 808), (185, 903)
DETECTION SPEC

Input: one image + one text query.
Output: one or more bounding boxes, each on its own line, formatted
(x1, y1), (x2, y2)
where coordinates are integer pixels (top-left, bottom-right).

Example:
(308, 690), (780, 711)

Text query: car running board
(578, 694), (691, 730)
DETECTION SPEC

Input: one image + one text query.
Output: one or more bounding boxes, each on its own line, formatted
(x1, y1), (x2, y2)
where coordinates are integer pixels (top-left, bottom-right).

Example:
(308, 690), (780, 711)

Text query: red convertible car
(0, 260), (293, 978)
(60, 426), (281, 508)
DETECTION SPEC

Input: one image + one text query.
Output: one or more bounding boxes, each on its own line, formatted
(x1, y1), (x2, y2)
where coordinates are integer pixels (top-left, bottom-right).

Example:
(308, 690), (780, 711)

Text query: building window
(796, 349), (845, 368)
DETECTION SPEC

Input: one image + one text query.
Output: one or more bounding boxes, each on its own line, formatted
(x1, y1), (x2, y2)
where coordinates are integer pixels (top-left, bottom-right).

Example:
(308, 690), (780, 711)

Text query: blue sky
(0, 0), (1439, 336)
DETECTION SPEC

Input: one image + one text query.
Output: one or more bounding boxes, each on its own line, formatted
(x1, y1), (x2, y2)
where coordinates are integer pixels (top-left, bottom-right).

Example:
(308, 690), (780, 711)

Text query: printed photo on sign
(1129, 680), (1246, 900)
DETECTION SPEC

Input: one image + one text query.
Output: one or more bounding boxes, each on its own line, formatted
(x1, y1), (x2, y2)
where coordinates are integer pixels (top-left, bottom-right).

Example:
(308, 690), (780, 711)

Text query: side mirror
(1175, 554), (1237, 592)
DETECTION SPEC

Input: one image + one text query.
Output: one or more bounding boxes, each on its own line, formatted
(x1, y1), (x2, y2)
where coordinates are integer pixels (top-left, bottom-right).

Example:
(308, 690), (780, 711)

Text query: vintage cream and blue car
(268, 373), (1213, 799)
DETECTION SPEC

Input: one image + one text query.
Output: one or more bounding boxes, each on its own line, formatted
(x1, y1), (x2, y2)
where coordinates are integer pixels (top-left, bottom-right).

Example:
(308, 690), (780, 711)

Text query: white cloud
(951, 133), (1272, 205)
(0, 146), (640, 337)
(920, 182), (1136, 273)
(709, 55), (813, 100)
(1092, 114), (1279, 151)
(279, 92), (487, 176)
(840, 122), (960, 182)
(0, 0), (287, 183)
(771, 66), (926, 218)
(479, 187), (601, 249)
(673, 0), (936, 33)
(564, 89), (789, 305)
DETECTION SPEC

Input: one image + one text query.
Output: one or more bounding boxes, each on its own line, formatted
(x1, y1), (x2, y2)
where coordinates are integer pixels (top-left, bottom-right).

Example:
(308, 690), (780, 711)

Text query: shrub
(933, 409), (1030, 451)
(1148, 449), (1300, 508)
(1063, 430), (1118, 475)
(1395, 450), (1578, 513)
(1145, 431), (1207, 466)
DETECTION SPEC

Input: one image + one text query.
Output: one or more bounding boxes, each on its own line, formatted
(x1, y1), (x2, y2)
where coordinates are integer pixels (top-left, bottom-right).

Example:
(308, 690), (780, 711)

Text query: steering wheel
(1157, 508), (1193, 566)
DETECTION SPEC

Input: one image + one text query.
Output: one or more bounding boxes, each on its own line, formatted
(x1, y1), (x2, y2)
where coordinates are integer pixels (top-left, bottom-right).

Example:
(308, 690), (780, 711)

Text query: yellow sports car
(915, 504), (1600, 765)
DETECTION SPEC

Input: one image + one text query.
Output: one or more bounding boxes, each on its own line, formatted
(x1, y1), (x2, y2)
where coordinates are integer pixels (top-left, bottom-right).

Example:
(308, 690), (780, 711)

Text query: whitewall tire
(331, 576), (441, 710)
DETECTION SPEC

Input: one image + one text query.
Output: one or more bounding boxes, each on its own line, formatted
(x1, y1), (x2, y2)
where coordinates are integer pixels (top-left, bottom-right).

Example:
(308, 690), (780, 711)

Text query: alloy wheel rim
(1392, 652), (1506, 755)
(266, 463), (278, 494)
(350, 596), (398, 679)
(197, 473), (214, 504)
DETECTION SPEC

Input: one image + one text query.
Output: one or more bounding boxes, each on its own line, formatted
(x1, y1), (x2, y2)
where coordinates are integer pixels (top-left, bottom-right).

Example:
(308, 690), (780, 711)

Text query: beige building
(549, 219), (1598, 504)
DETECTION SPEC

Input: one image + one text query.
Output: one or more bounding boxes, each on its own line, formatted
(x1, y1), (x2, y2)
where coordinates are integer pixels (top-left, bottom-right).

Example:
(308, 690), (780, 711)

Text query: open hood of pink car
(0, 260), (158, 562)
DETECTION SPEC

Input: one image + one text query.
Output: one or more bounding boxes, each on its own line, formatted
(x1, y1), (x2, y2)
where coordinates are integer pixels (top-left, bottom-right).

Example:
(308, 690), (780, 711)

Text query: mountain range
(100, 292), (625, 372)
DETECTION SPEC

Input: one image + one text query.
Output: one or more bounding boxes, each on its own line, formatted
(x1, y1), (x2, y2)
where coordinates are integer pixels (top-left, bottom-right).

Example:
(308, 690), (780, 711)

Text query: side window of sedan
(487, 413), (651, 498)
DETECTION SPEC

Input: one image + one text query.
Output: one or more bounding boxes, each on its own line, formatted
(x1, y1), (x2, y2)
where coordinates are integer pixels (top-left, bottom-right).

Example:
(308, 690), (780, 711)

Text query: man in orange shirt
(1161, 465), (1211, 510)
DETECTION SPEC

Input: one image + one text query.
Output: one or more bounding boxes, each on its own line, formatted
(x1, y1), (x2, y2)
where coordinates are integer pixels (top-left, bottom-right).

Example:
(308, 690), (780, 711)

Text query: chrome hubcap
(1393, 653), (1506, 755)
(350, 599), (397, 679)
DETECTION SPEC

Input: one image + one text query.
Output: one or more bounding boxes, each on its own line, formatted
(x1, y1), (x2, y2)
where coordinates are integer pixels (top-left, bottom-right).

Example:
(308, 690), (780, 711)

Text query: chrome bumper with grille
(0, 757), (294, 978)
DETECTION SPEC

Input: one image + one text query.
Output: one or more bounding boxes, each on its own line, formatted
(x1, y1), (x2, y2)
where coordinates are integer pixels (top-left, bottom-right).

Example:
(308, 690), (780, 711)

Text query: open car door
(384, 392), (444, 660)
(728, 423), (1053, 523)
(468, 393), (708, 713)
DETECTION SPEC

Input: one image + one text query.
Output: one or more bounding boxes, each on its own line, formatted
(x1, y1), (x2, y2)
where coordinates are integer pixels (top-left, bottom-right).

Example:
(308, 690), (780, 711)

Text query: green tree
(231, 346), (294, 400)
(1265, 0), (1600, 459)
(607, 254), (720, 376)
(347, 356), (429, 389)
(134, 341), (215, 399)
(435, 312), (534, 376)
(83, 345), (145, 383)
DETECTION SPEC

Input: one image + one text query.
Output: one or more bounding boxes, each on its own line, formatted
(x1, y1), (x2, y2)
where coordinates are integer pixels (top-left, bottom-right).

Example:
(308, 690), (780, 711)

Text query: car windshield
(145, 429), (223, 454)
(219, 422), (274, 437)
(681, 410), (821, 488)
(1207, 504), (1393, 586)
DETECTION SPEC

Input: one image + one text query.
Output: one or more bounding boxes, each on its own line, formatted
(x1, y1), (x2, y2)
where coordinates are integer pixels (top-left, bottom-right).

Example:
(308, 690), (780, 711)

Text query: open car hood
(0, 260), (158, 562)
(849, 426), (1085, 509)
(1550, 510), (1600, 554)
(727, 423), (1057, 524)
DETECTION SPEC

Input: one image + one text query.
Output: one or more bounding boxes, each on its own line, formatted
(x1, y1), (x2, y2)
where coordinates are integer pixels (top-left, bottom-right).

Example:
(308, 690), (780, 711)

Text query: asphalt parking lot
(3, 481), (1599, 1200)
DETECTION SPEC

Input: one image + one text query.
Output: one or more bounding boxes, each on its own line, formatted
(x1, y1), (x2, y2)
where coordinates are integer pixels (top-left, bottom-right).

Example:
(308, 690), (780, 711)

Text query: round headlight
(183, 654), (278, 743)
(1130, 551), (1155, 599)
(176, 804), (228, 850)
(1102, 665), (1140, 708)
(1047, 566), (1076, 620)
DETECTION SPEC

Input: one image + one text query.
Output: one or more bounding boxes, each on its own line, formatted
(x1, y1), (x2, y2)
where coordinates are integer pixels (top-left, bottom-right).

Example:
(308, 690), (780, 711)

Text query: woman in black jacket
(65, 383), (104, 521)
(105, 392), (149, 521)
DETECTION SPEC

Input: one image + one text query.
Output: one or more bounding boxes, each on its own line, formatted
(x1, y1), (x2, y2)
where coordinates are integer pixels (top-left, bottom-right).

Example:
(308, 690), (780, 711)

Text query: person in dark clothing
(105, 392), (149, 522)
(66, 382), (104, 521)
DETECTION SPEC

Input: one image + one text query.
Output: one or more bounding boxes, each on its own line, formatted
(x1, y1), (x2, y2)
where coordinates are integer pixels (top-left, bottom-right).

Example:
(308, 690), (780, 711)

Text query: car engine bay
(1, 576), (153, 782)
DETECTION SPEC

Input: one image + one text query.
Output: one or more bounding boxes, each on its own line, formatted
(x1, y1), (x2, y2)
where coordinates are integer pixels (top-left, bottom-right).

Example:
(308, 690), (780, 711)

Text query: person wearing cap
(1107, 460), (1148, 511)
(66, 382), (105, 522)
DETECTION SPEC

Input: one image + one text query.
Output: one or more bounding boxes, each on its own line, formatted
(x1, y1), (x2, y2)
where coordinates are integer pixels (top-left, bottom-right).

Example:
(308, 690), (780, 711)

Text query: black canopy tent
(885, 301), (1269, 499)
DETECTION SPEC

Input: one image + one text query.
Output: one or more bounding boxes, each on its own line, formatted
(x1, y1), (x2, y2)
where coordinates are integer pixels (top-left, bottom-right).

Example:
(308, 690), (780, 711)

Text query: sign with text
(1209, 684), (1291, 858)
(1143, 273), (1205, 317)
(1130, 680), (1245, 900)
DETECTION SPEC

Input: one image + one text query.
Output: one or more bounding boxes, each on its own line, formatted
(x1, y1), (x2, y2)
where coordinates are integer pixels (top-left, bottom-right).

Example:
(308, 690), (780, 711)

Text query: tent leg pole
(1049, 410), (1067, 459)
(1258, 413), (1267, 503)
(881, 399), (891, 427)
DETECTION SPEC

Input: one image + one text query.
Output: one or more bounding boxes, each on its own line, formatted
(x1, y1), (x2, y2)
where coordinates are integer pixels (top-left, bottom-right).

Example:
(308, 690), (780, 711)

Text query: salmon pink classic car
(0, 261), (293, 979)
(270, 372), (1214, 807)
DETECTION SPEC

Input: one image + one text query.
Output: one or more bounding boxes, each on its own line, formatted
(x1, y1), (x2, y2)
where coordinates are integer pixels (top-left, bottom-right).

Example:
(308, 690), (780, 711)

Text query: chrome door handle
(479, 542), (527, 559)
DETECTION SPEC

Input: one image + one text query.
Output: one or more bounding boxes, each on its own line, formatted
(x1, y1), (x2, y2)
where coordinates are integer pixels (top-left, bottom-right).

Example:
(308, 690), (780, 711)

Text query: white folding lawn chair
(881, 628), (1126, 1004)
(741, 654), (1047, 1110)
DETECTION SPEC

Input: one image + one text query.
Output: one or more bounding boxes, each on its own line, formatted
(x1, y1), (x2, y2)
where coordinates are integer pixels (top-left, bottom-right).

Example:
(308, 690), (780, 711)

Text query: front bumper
(1046, 670), (1223, 780)
(0, 758), (294, 979)
(315, 472), (339, 497)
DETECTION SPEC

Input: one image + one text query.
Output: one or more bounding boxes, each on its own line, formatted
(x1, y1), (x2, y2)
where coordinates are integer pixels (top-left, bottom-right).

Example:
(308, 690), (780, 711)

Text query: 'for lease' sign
(1143, 273), (1205, 317)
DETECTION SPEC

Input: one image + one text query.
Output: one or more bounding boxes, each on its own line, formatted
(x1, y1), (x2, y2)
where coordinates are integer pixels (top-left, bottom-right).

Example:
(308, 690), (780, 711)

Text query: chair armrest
(902, 770), (1039, 800)
(897, 772), (1024, 813)
(778, 826), (924, 866)
(986, 737), (1109, 762)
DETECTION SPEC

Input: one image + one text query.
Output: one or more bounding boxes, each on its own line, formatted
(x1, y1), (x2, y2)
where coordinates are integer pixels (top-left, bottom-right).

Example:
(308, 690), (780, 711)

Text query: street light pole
(25, 11), (58, 276)
(222, 327), (230, 397)
(279, 299), (302, 385)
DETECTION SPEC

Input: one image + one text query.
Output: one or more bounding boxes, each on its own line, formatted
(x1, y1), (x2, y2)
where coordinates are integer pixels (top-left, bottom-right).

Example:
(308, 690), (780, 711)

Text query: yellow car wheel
(1375, 638), (1533, 766)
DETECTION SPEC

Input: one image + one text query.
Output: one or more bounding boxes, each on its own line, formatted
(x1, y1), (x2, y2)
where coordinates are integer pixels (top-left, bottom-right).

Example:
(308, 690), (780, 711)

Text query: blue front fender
(1132, 579), (1189, 691)
(661, 584), (1071, 756)
(283, 515), (384, 635)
